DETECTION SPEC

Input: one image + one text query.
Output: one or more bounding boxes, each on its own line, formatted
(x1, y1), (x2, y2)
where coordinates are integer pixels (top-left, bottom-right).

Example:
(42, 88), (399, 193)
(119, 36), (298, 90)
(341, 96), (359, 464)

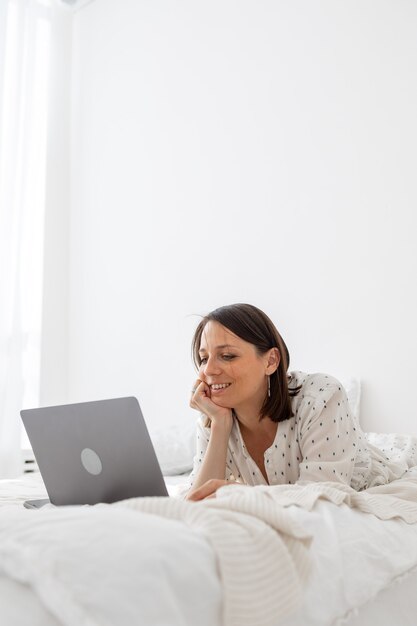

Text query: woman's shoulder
(288, 370), (345, 398)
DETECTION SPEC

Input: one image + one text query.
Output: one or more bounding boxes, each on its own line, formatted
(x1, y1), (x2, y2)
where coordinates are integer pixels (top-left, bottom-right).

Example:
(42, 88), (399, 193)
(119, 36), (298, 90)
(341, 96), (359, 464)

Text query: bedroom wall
(66, 0), (417, 435)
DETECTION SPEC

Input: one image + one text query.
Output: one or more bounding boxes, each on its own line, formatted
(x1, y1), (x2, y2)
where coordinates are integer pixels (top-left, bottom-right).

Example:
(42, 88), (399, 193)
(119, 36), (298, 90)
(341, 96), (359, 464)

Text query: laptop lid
(20, 396), (169, 505)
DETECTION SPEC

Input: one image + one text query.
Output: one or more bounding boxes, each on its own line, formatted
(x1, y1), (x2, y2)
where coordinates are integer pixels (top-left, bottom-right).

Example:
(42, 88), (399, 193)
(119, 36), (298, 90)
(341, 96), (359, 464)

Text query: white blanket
(1, 474), (417, 626)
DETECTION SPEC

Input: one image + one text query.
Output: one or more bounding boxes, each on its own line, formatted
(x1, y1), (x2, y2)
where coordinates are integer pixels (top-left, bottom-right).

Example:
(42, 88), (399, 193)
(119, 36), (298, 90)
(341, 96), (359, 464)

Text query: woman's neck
(233, 405), (276, 438)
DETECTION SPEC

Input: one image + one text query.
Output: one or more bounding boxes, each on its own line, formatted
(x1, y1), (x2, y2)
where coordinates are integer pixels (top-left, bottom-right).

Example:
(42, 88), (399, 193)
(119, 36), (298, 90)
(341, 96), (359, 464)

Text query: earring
(267, 375), (271, 398)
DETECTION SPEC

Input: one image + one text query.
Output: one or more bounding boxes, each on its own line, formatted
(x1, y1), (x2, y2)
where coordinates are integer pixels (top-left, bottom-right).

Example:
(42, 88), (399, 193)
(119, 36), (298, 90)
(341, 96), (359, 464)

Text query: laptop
(20, 396), (169, 508)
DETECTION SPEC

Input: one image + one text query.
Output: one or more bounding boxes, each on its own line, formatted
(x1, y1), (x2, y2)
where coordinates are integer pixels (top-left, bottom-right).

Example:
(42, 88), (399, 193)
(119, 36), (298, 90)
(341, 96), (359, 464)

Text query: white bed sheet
(280, 500), (417, 625)
(0, 576), (60, 626)
(345, 565), (417, 626)
(1, 473), (417, 626)
(3, 566), (415, 626)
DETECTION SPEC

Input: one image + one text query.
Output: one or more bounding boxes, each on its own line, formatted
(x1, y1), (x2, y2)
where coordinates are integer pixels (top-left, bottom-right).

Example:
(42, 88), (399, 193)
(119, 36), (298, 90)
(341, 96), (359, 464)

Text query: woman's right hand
(189, 379), (234, 435)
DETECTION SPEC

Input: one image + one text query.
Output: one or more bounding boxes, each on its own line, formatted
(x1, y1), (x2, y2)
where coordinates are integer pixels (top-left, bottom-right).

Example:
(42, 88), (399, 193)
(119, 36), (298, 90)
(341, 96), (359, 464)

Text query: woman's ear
(266, 348), (280, 374)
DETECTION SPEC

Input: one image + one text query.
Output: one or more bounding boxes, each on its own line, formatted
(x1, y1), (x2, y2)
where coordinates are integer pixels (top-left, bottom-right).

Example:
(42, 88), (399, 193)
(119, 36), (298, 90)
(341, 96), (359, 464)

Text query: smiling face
(198, 321), (276, 416)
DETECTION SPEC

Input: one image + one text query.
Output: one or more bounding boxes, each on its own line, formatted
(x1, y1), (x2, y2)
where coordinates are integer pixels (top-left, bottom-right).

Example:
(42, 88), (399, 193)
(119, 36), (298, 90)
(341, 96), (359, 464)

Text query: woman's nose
(200, 357), (221, 378)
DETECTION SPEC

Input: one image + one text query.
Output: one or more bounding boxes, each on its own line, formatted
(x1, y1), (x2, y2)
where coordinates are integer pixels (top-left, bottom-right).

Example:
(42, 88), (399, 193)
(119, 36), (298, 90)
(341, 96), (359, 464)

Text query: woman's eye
(200, 355), (235, 364)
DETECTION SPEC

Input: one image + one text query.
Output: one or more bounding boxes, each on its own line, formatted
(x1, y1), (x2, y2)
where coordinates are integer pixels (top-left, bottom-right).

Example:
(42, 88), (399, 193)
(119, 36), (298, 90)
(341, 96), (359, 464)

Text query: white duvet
(1, 454), (417, 626)
(282, 495), (417, 625)
(0, 505), (223, 626)
(1, 476), (417, 626)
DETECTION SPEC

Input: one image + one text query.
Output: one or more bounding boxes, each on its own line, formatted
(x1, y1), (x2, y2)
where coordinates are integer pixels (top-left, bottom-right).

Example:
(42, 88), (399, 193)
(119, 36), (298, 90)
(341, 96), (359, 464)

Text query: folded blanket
(213, 475), (417, 524)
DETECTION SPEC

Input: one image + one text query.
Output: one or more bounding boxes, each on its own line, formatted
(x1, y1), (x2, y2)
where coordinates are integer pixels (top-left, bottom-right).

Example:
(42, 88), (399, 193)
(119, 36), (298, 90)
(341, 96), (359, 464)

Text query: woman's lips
(210, 383), (232, 394)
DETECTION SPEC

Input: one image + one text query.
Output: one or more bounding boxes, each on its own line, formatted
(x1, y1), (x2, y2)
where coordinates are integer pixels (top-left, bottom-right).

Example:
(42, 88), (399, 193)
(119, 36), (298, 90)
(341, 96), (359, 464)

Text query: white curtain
(0, 0), (54, 477)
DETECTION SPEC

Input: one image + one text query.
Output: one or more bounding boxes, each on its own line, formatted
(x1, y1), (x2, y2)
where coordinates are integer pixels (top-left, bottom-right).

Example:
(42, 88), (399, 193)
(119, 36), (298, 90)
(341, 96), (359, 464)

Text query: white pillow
(151, 376), (361, 476)
(149, 423), (195, 476)
(340, 376), (361, 423)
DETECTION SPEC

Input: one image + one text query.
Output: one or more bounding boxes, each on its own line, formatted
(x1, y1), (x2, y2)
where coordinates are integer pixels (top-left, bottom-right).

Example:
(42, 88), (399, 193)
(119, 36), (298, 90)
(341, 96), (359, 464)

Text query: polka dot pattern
(186, 370), (414, 493)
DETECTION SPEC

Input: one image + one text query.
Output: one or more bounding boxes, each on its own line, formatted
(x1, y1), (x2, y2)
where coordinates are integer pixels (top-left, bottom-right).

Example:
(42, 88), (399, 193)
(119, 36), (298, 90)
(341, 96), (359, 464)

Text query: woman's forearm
(186, 424), (230, 495)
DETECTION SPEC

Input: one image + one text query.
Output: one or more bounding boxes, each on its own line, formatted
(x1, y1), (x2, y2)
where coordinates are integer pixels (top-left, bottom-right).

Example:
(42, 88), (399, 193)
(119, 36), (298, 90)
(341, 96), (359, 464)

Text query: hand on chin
(210, 396), (232, 409)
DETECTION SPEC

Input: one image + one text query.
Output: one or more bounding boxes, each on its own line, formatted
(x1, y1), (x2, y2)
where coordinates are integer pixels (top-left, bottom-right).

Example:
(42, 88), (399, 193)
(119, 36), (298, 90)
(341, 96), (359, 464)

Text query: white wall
(67, 0), (417, 435)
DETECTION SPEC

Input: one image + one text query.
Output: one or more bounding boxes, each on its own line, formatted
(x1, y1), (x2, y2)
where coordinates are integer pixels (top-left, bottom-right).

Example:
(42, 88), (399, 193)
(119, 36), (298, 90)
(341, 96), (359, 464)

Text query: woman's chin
(211, 397), (233, 409)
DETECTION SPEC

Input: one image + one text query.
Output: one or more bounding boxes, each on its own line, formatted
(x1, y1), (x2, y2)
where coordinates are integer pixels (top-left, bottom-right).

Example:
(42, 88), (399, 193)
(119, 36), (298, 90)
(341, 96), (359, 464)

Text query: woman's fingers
(187, 479), (231, 501)
(190, 379), (201, 393)
(189, 379), (202, 407)
(189, 378), (210, 409)
(190, 379), (202, 396)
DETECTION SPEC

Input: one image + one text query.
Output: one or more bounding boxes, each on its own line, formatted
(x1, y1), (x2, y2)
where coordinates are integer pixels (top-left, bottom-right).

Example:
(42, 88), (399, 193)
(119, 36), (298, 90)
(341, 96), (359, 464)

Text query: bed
(2, 379), (417, 625)
(1, 451), (417, 626)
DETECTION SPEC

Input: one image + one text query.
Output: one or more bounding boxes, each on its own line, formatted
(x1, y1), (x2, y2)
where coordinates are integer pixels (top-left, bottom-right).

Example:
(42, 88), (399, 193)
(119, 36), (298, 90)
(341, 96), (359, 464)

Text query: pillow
(149, 423), (195, 476)
(340, 376), (361, 423)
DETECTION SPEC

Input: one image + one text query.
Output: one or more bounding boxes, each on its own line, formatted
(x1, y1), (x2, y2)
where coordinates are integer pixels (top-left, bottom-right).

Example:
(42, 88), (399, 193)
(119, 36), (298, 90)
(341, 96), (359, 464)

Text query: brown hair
(191, 303), (302, 428)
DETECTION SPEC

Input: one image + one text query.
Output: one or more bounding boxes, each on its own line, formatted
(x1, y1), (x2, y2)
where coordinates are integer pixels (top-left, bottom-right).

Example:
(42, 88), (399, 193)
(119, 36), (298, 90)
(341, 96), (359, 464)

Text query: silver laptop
(20, 396), (169, 508)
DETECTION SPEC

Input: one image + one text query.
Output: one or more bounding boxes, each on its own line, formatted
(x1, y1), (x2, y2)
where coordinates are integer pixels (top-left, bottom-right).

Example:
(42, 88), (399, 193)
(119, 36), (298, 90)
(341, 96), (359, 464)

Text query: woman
(184, 303), (406, 501)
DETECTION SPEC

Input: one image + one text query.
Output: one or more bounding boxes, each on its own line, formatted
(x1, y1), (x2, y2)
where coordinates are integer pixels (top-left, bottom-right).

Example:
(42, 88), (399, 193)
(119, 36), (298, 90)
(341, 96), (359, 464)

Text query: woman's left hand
(187, 479), (242, 501)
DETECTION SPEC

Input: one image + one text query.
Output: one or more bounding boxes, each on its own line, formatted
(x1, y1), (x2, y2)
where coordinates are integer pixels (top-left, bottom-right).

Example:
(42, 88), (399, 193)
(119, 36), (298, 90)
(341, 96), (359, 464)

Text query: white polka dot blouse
(187, 370), (406, 493)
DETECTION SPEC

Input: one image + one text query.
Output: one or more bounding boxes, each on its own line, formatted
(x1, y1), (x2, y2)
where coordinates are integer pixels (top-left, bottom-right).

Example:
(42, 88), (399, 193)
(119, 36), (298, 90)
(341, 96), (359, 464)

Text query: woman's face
(198, 321), (277, 411)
